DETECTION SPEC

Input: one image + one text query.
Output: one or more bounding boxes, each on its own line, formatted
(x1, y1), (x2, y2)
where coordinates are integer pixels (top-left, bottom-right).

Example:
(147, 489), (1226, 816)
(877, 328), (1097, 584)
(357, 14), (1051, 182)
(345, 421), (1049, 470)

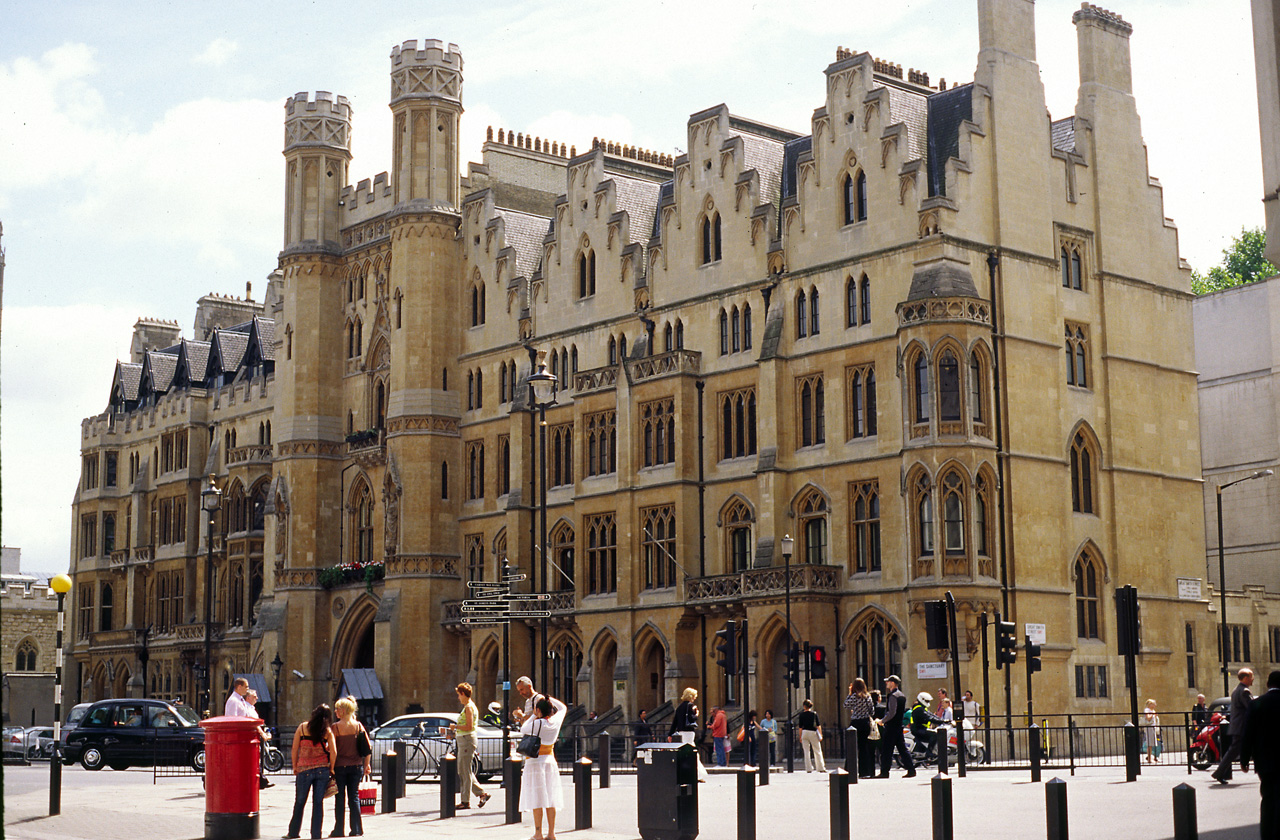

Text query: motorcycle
(261, 726), (286, 772)
(897, 719), (985, 767)
(1189, 712), (1226, 771)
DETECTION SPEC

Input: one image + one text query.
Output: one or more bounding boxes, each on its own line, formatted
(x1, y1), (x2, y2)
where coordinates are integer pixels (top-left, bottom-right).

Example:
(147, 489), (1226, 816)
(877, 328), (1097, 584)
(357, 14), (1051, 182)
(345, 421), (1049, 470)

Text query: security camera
(292, 670), (306, 679)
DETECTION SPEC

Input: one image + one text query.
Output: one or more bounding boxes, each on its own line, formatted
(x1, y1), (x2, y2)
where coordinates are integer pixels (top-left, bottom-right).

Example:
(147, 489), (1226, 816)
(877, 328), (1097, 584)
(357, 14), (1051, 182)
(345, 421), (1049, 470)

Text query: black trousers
(850, 719), (874, 777)
(1260, 771), (1280, 840)
(1218, 732), (1243, 780)
(879, 723), (914, 775)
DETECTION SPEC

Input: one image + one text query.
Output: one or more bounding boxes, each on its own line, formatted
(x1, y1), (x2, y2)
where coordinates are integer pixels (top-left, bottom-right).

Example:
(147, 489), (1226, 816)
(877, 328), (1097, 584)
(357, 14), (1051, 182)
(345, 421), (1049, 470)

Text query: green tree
(1191, 227), (1279, 294)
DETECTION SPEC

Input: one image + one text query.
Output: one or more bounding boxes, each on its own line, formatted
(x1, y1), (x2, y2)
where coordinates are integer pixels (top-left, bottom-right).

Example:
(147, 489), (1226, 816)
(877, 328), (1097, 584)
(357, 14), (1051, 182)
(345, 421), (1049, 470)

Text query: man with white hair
(512, 676), (543, 725)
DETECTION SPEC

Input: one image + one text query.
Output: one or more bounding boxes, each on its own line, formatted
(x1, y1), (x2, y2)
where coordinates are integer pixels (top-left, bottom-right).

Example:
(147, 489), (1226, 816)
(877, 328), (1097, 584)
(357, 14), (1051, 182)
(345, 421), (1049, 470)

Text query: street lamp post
(1216, 469), (1273, 696)
(49, 572), (72, 816)
(781, 533), (795, 774)
(270, 654), (283, 734)
(527, 358), (557, 692)
(137, 624), (152, 699)
(201, 475), (222, 719)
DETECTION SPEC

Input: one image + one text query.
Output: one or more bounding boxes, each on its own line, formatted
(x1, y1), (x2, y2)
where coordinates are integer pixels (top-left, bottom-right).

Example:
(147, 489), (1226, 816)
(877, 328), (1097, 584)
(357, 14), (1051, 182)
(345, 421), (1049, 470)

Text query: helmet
(916, 692), (933, 705)
(488, 701), (502, 715)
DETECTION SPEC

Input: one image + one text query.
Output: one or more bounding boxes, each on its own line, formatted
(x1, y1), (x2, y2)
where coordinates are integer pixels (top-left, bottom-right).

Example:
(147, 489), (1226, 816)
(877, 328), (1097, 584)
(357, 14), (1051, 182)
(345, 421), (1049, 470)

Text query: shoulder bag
(356, 723), (372, 758)
(516, 719), (543, 759)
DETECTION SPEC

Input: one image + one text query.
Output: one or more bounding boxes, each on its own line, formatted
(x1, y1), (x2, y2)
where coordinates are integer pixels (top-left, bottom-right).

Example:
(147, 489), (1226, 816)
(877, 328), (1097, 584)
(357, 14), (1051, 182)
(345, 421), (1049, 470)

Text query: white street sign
(1178, 578), (1203, 600)
(1025, 623), (1046, 645)
(916, 661), (948, 680)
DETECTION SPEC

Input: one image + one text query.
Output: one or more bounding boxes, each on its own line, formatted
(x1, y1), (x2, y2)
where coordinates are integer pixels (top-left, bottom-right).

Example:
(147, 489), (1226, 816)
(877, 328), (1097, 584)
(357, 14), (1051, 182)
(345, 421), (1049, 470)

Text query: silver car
(369, 712), (507, 782)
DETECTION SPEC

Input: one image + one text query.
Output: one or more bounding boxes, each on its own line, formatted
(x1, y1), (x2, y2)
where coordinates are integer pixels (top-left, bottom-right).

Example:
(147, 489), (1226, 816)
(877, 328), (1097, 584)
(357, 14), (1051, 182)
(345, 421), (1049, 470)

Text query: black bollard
(393, 739), (408, 799)
(504, 756), (522, 825)
(844, 728), (859, 783)
(598, 732), (612, 788)
(440, 753), (457, 818)
(1124, 722), (1140, 783)
(737, 767), (757, 840)
(931, 775), (954, 840)
(937, 728), (950, 777)
(1172, 783), (1198, 840)
(381, 751), (399, 813)
(1046, 777), (1068, 840)
(1030, 723), (1042, 783)
(574, 758), (593, 829)
(755, 729), (771, 786)
(829, 768), (850, 840)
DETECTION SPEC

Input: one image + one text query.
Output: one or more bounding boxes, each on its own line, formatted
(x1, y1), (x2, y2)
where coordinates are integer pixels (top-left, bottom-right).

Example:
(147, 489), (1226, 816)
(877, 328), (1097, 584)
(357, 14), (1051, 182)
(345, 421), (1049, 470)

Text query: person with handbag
(329, 696), (372, 837)
(797, 699), (826, 773)
(518, 694), (568, 840)
(844, 678), (876, 778)
(449, 682), (491, 810)
(285, 704), (336, 840)
(669, 687), (708, 781)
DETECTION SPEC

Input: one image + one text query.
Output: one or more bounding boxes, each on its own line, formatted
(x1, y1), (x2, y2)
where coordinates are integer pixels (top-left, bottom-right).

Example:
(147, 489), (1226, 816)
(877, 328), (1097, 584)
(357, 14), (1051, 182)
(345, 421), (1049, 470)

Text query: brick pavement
(0, 762), (1265, 839)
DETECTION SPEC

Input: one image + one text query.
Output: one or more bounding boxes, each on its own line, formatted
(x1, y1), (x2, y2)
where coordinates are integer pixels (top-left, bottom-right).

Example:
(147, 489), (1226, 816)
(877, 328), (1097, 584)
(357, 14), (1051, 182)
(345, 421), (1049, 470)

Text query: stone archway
(593, 636), (618, 715)
(475, 636), (500, 712)
(635, 635), (667, 713)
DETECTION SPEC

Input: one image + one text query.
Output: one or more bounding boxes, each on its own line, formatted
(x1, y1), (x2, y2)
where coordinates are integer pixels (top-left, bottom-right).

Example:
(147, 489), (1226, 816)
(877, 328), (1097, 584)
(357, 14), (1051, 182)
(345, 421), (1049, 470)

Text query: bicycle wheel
(263, 747), (285, 773)
(404, 744), (431, 781)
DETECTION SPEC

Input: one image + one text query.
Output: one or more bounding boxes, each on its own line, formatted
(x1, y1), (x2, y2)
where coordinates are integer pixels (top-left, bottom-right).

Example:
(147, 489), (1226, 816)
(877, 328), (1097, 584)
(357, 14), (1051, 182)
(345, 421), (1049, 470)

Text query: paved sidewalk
(1, 762), (1265, 839)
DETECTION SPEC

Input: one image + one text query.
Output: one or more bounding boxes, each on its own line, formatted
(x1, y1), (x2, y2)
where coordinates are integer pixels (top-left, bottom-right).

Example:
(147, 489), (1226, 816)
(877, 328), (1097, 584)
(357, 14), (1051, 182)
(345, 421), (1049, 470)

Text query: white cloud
(195, 38), (238, 67)
(1, 304), (139, 570)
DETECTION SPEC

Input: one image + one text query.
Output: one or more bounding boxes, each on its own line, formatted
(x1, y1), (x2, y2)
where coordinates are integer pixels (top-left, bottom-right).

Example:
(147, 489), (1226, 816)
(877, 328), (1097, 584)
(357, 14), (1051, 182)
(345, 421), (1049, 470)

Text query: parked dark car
(61, 699), (204, 771)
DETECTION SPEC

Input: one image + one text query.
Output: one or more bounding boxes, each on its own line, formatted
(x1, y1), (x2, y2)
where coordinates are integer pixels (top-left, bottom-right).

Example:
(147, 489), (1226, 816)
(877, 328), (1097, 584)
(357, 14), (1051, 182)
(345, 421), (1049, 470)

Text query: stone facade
(73, 0), (1219, 730)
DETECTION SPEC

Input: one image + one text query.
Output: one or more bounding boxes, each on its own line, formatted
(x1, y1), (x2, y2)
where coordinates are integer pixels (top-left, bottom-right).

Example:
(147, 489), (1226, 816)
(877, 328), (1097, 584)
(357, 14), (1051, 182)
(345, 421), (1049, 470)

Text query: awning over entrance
(233, 672), (272, 703)
(339, 668), (384, 701)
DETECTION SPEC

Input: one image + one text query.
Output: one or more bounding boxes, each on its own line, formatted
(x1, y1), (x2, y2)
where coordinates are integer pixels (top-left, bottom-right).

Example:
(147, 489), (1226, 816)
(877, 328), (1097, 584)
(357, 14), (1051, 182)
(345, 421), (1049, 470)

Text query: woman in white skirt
(519, 694), (567, 840)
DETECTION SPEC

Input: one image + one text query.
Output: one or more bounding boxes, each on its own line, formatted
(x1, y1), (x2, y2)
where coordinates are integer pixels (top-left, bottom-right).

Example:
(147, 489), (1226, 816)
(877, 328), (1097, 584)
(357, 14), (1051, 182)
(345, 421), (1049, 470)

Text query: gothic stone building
(71, 0), (1213, 731)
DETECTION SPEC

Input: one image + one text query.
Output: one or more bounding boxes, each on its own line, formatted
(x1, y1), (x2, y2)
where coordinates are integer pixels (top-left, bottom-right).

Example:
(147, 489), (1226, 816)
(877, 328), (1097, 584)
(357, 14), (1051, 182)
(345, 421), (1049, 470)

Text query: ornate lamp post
(1216, 469), (1273, 695)
(201, 474), (222, 718)
(136, 624), (152, 699)
(780, 533), (795, 773)
(527, 358), (557, 691)
(49, 572), (72, 816)
(271, 653), (283, 734)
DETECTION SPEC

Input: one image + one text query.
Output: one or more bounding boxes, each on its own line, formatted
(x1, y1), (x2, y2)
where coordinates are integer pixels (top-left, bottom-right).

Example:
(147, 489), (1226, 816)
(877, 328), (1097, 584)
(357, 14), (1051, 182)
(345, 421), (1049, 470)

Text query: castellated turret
(282, 91), (352, 253)
(388, 40), (463, 211)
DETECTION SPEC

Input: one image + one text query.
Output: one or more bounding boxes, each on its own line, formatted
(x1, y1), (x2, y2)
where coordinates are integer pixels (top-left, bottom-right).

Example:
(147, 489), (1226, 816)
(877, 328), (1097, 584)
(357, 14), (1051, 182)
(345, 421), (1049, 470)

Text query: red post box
(200, 715), (263, 840)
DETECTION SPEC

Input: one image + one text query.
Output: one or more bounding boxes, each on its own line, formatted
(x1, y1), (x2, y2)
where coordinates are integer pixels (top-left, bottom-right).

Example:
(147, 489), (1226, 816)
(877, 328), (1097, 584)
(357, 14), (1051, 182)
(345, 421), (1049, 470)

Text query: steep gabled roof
(1051, 117), (1077, 155)
(781, 136), (812, 202)
(494, 208), (551, 278)
(926, 83), (974, 197)
(174, 339), (211, 387)
(111, 361), (143, 404)
(210, 329), (249, 374)
(608, 175), (662, 240)
(140, 350), (178, 395)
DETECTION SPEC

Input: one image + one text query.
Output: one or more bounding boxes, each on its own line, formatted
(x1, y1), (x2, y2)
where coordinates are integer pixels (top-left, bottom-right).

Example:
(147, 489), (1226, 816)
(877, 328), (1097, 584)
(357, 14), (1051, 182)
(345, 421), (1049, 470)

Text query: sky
(0, 0), (1264, 570)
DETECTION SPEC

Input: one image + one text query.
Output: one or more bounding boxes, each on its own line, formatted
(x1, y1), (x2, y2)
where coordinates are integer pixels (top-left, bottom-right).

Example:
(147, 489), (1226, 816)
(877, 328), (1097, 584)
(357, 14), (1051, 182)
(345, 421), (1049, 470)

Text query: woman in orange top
(285, 704), (336, 840)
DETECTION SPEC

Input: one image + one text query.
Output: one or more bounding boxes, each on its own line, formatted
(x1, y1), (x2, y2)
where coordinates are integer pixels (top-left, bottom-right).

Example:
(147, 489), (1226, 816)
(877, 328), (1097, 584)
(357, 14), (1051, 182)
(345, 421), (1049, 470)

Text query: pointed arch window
(551, 523), (575, 591)
(731, 307), (741, 352)
(1066, 324), (1089, 388)
(970, 354), (986, 424)
(851, 480), (881, 573)
(466, 441), (486, 500)
(724, 500), (754, 572)
(1071, 431), (1096, 514)
(675, 320), (685, 350)
(847, 277), (858, 327)
(797, 490), (828, 564)
(608, 336), (618, 366)
(1061, 244), (1084, 290)
(16, 639), (37, 671)
(719, 310), (730, 355)
(1075, 550), (1102, 639)
(441, 461), (449, 500)
(354, 484), (374, 564)
(641, 505), (677, 589)
(499, 435), (511, 495)
(809, 288), (820, 335)
(742, 305), (752, 350)
(499, 363), (508, 403)
(578, 249), (597, 298)
(975, 473), (993, 563)
(701, 212), (722, 264)
(860, 274), (871, 325)
(938, 350), (961, 422)
(796, 291), (808, 339)
(466, 534), (485, 583)
(913, 353), (931, 424)
(471, 282), (486, 326)
(852, 614), (901, 687)
(848, 364), (877, 439)
(664, 323), (673, 352)
(912, 472), (934, 559)
(942, 472), (965, 554)
(855, 171), (868, 221)
(586, 512), (617, 594)
(798, 374), (825, 447)
(720, 388), (757, 460)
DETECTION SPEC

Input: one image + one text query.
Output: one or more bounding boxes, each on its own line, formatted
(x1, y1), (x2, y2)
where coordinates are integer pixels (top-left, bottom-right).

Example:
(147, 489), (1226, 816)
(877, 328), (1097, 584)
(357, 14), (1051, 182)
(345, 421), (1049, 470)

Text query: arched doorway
(475, 636), (500, 712)
(636, 634), (666, 714)
(549, 634), (582, 708)
(331, 597), (381, 725)
(593, 636), (617, 715)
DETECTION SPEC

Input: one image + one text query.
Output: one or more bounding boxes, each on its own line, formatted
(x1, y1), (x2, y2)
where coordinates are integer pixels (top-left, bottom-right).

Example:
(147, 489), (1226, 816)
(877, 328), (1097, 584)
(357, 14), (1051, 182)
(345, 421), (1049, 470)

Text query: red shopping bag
(359, 784), (377, 815)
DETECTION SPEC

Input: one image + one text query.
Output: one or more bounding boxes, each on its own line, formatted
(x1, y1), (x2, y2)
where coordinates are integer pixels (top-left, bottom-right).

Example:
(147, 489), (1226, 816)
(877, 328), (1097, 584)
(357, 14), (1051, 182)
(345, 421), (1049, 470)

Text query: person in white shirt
(961, 690), (980, 725)
(519, 694), (567, 840)
(225, 678), (255, 718)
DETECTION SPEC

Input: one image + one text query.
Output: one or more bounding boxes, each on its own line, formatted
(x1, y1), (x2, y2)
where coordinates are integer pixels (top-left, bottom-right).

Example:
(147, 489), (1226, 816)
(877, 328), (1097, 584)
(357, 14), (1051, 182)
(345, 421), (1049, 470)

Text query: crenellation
(390, 38), (463, 71)
(1072, 3), (1133, 35)
(284, 90), (353, 120)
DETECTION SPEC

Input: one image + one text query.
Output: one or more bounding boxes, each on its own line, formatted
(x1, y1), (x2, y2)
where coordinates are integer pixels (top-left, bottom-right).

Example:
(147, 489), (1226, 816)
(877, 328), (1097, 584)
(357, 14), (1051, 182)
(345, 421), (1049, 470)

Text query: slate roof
(177, 340), (211, 385)
(114, 362), (142, 402)
(1051, 117), (1077, 154)
(926, 83), (974, 197)
(494, 208), (551, 278)
(213, 329), (249, 372)
(782, 136), (813, 201)
(906, 261), (980, 301)
(738, 132), (787, 211)
(144, 350), (178, 393)
(886, 86), (929, 162)
(652, 181), (674, 238)
(608, 175), (662, 238)
(254, 318), (276, 362)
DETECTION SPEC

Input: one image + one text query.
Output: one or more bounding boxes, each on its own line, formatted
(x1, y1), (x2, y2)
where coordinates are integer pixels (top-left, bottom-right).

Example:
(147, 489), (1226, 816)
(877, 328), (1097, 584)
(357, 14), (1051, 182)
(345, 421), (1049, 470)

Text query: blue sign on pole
(503, 681), (511, 691)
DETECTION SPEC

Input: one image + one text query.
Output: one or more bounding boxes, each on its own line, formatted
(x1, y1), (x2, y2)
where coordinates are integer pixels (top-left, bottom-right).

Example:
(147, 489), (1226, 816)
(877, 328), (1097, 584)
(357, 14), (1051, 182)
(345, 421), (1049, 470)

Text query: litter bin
(636, 741), (698, 840)
(200, 715), (262, 840)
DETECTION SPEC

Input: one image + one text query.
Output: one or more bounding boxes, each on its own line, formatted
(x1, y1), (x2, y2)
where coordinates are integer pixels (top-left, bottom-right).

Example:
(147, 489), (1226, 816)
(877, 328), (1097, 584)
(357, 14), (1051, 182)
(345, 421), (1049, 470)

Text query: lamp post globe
(49, 573), (72, 816)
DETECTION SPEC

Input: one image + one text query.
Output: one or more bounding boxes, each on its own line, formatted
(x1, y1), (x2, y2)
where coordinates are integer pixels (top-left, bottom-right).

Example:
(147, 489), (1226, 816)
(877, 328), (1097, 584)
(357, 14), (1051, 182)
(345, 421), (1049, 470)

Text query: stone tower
(389, 40), (463, 210)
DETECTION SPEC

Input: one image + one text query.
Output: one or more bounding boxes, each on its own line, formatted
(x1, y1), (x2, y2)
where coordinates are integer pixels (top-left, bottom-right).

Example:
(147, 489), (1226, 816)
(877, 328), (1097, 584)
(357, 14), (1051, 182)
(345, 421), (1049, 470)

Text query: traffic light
(995, 612), (1018, 669)
(924, 600), (949, 649)
(1116, 585), (1141, 657)
(1026, 636), (1042, 675)
(787, 645), (801, 687)
(809, 645), (828, 679)
(715, 620), (738, 674)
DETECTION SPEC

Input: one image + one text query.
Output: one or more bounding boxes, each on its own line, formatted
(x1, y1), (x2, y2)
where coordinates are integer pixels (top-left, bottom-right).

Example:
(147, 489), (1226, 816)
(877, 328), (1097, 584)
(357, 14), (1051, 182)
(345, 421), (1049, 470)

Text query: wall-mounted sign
(916, 662), (947, 680)
(1178, 578), (1203, 600)
(1025, 623), (1046, 645)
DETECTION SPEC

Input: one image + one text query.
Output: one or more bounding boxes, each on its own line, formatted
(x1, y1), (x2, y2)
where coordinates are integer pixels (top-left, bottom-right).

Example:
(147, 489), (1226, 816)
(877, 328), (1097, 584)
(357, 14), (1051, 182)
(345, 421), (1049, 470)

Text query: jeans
(288, 766), (329, 839)
(713, 736), (728, 766)
(332, 764), (363, 836)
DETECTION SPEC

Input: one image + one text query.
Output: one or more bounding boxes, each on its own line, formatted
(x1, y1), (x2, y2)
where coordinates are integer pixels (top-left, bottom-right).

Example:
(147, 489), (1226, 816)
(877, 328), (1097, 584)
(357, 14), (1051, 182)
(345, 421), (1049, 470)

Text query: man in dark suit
(1216, 668), (1256, 783)
(1241, 670), (1280, 838)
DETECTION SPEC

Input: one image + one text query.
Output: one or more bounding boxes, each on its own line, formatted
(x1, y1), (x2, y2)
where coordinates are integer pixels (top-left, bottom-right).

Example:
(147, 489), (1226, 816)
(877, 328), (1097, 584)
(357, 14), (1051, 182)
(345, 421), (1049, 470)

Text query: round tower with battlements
(283, 91), (352, 253)
(389, 40), (463, 210)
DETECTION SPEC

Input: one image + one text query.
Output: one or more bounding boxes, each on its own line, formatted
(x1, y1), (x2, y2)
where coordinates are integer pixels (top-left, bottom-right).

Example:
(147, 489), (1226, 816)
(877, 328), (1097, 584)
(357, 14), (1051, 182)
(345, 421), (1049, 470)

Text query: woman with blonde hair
(668, 687), (708, 781)
(285, 704), (336, 840)
(449, 682), (490, 809)
(329, 696), (371, 837)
